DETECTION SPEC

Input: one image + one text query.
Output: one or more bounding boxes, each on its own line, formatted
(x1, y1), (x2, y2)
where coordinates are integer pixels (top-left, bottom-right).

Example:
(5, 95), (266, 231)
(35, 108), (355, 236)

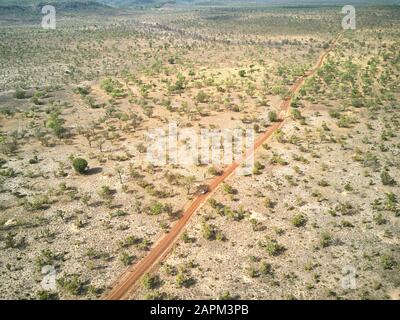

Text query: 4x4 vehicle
(195, 185), (210, 195)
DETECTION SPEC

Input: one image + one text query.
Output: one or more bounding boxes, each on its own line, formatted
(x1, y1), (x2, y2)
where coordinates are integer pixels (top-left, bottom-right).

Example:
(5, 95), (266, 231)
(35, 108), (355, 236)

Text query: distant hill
(98, 0), (400, 7)
(0, 1), (114, 14)
(1, 0), (399, 10)
(0, 0), (112, 9)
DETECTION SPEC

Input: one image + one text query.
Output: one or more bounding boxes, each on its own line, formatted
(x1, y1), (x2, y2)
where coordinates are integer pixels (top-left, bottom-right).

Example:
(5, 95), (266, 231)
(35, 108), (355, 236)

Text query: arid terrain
(0, 1), (399, 300)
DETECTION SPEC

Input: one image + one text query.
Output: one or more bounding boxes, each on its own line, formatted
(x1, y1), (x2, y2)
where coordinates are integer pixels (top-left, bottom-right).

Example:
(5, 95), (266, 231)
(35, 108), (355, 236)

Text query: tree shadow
(86, 167), (103, 175)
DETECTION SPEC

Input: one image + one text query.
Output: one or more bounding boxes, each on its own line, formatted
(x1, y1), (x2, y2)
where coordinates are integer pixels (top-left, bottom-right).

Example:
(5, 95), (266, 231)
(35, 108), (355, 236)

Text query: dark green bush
(291, 214), (307, 227)
(141, 273), (160, 290)
(14, 88), (25, 99)
(266, 240), (286, 256)
(381, 170), (396, 186)
(72, 158), (88, 174)
(268, 111), (278, 122)
(46, 113), (66, 138)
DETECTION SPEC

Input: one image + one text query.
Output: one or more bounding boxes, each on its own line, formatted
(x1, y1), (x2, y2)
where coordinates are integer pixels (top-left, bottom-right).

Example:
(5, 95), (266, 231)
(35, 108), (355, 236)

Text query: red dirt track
(104, 34), (341, 300)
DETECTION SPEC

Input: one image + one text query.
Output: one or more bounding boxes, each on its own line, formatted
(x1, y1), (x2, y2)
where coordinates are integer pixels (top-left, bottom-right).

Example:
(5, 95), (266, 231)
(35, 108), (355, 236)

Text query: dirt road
(104, 34), (341, 300)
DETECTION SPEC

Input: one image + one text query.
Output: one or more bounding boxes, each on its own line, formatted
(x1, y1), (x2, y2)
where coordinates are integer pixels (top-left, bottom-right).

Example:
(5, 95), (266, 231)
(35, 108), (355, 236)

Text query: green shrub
(202, 223), (214, 240)
(259, 261), (272, 275)
(101, 78), (125, 98)
(73, 86), (90, 96)
(373, 213), (386, 225)
(181, 231), (194, 244)
(168, 74), (186, 93)
(385, 193), (397, 212)
(120, 252), (134, 266)
(338, 115), (355, 128)
(270, 154), (288, 165)
(31, 96), (42, 105)
(202, 223), (225, 241)
(4, 233), (25, 249)
(208, 166), (221, 176)
(24, 195), (49, 211)
(223, 206), (245, 221)
(381, 254), (397, 270)
(14, 88), (26, 99)
(318, 180), (330, 187)
(0, 135), (18, 155)
(351, 98), (364, 108)
(335, 202), (357, 216)
(291, 108), (303, 120)
(37, 290), (59, 300)
(320, 232), (332, 248)
(268, 111), (278, 122)
(97, 185), (115, 205)
(247, 267), (259, 278)
(219, 291), (235, 300)
(344, 182), (353, 191)
(46, 113), (65, 138)
(208, 198), (220, 209)
(118, 235), (143, 249)
(329, 110), (341, 119)
(253, 161), (265, 175)
(72, 158), (88, 174)
(148, 202), (164, 215)
(291, 214), (307, 227)
(35, 249), (61, 270)
(264, 197), (275, 209)
(176, 273), (196, 288)
(141, 273), (160, 290)
(57, 275), (84, 296)
(110, 209), (128, 218)
(144, 291), (172, 300)
(341, 220), (354, 228)
(196, 90), (209, 103)
(266, 240), (286, 256)
(381, 170), (396, 186)
(223, 183), (235, 195)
